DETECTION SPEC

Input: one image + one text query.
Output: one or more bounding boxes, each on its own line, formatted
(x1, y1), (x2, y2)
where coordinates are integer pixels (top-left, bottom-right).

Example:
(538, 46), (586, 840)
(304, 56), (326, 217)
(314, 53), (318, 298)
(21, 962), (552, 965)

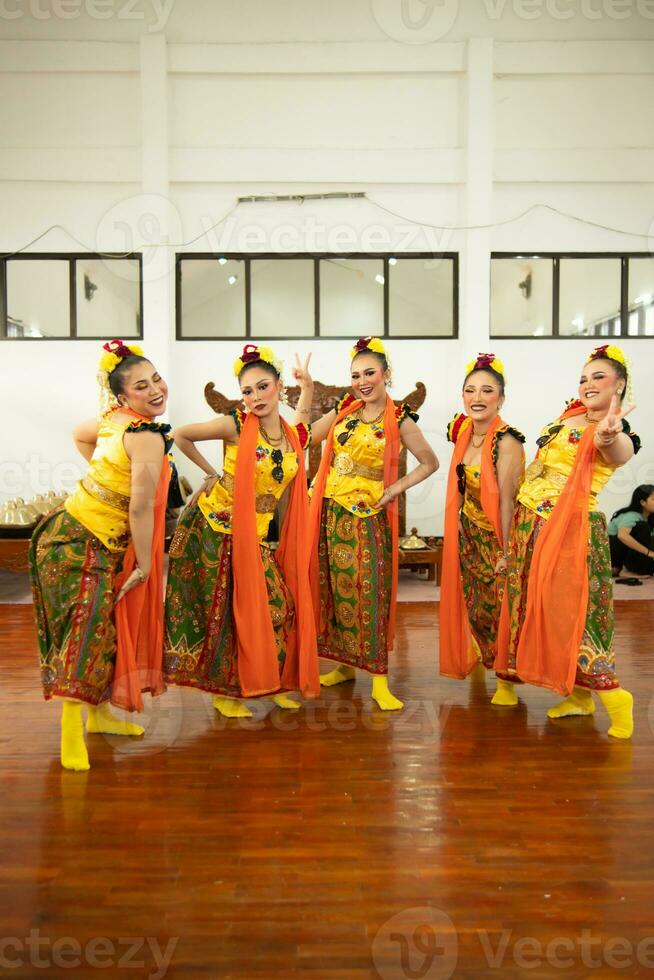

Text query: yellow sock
(491, 679), (518, 706)
(271, 694), (301, 710)
(320, 665), (356, 687)
(86, 702), (144, 736)
(212, 695), (252, 718)
(61, 701), (90, 771)
(547, 686), (595, 719)
(469, 661), (487, 683)
(371, 675), (403, 711)
(598, 688), (634, 739)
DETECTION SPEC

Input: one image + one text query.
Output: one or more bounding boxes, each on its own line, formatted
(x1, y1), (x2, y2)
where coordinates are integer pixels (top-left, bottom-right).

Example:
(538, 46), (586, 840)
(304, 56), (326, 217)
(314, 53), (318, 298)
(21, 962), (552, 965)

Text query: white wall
(1, 4), (654, 535)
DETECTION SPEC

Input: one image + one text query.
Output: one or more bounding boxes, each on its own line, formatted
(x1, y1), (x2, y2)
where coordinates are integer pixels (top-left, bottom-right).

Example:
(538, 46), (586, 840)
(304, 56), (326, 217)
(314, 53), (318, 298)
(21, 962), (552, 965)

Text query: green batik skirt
(317, 499), (393, 675)
(163, 502), (294, 698)
(29, 506), (123, 704)
(459, 512), (504, 670)
(504, 504), (619, 691)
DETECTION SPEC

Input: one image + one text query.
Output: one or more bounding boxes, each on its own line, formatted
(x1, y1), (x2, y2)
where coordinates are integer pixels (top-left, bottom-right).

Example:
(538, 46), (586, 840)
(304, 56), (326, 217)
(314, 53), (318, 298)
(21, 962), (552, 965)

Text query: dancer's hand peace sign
(292, 353), (313, 390)
(595, 394), (635, 446)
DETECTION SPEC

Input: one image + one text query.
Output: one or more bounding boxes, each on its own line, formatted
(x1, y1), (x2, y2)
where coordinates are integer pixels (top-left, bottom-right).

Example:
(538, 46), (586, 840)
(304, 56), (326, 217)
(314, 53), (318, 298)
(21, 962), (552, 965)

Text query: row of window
(2, 253), (654, 340)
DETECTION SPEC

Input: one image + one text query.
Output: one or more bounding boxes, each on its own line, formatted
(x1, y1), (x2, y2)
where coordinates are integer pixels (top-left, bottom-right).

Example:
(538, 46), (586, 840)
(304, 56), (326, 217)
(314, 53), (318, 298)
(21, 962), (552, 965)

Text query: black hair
(589, 355), (628, 402)
(611, 485), (654, 521)
(108, 354), (151, 397)
(238, 359), (280, 383)
(463, 366), (506, 396)
(351, 350), (389, 373)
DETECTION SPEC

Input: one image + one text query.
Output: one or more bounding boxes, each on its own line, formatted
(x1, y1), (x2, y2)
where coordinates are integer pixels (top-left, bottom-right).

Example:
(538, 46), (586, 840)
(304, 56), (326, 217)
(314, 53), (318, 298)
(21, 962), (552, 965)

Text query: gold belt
(524, 461), (568, 488)
(219, 472), (279, 515)
(82, 475), (130, 513)
(333, 453), (384, 482)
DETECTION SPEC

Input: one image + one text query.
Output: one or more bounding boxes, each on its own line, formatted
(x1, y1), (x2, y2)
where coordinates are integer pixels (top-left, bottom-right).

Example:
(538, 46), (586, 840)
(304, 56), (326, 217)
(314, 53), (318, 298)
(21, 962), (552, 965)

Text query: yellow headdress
(233, 343), (282, 378)
(97, 339), (146, 414)
(587, 343), (631, 401)
(465, 353), (505, 380)
(350, 336), (387, 360)
(587, 343), (626, 367)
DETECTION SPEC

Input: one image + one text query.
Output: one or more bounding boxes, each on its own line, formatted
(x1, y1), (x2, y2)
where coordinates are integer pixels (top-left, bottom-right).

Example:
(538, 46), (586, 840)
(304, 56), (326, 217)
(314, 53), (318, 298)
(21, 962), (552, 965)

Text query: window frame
(176, 251), (459, 340)
(490, 252), (654, 340)
(0, 252), (144, 341)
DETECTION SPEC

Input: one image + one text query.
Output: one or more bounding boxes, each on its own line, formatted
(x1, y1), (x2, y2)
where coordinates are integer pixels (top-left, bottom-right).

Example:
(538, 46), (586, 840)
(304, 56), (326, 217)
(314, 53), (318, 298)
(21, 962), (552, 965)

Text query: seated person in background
(608, 484), (654, 576)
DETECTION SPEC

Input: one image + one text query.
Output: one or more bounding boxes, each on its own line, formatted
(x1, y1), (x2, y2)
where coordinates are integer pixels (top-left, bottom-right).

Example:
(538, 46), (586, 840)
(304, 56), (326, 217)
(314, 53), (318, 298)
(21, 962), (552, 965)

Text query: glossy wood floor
(1, 601), (654, 980)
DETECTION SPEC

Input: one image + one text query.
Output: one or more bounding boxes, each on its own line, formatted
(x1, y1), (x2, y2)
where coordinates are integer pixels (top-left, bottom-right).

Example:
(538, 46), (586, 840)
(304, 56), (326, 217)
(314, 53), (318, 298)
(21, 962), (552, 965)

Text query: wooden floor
(1, 601), (654, 980)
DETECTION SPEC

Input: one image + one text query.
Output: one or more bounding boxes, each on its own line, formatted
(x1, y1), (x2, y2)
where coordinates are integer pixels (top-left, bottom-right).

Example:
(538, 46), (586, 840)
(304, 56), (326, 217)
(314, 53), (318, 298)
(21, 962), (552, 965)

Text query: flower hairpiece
(350, 336), (387, 360)
(99, 339), (144, 375)
(233, 343), (282, 378)
(97, 339), (146, 416)
(588, 343), (626, 367)
(465, 352), (505, 379)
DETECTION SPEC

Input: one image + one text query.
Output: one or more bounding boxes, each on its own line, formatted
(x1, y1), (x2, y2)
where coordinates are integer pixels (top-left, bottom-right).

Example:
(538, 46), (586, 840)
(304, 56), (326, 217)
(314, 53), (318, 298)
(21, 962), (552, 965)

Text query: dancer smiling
(499, 344), (639, 738)
(294, 337), (438, 710)
(30, 341), (173, 770)
(164, 344), (318, 716)
(440, 354), (524, 703)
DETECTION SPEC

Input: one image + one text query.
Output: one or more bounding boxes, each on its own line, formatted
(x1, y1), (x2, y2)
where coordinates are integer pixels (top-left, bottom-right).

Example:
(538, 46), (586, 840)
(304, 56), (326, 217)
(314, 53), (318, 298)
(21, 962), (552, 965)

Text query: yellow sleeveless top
(65, 410), (172, 552)
(448, 418), (525, 533)
(324, 399), (417, 518)
(461, 465), (494, 532)
(198, 411), (310, 541)
(518, 421), (619, 519)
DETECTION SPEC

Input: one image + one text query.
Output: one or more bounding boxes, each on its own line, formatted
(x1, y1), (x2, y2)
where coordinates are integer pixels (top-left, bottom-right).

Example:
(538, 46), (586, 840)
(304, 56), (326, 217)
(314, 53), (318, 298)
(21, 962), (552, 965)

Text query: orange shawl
(309, 394), (401, 649)
(112, 442), (171, 712)
(232, 412), (319, 699)
(514, 404), (597, 696)
(440, 414), (507, 679)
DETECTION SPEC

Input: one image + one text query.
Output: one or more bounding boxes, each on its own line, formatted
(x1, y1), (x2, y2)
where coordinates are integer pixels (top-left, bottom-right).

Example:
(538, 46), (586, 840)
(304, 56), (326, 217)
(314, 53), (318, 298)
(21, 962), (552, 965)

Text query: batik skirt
(163, 503), (294, 698)
(317, 499), (392, 674)
(504, 504), (619, 691)
(459, 512), (503, 671)
(29, 507), (123, 704)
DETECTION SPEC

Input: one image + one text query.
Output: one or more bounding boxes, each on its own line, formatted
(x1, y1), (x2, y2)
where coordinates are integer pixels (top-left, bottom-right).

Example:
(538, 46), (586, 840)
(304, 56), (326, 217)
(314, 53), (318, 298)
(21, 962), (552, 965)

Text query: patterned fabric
(518, 419), (640, 518)
(317, 500), (392, 674)
(323, 400), (417, 518)
(65, 408), (173, 552)
(197, 410), (306, 539)
(461, 466), (494, 532)
(29, 507), (123, 704)
(504, 504), (619, 690)
(164, 503), (294, 697)
(459, 513), (503, 669)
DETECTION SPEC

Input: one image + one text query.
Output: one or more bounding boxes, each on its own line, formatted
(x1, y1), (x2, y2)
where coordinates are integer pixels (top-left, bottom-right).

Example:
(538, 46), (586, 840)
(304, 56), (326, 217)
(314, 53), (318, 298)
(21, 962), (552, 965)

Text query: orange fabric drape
(112, 455), (171, 712)
(231, 412), (319, 698)
(439, 414), (506, 679)
(514, 404), (597, 696)
(308, 394), (401, 650)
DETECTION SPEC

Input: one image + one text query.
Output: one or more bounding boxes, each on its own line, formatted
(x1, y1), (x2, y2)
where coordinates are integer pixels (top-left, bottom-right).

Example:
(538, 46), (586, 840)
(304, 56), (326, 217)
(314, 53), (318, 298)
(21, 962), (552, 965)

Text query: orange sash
(309, 395), (401, 649)
(440, 414), (506, 678)
(232, 412), (319, 698)
(112, 452), (171, 713)
(515, 404), (596, 696)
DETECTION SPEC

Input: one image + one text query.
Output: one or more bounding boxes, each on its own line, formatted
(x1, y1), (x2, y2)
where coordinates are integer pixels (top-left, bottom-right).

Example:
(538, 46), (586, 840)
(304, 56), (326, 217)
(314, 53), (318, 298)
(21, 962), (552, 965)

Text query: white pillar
(139, 33), (173, 385)
(462, 37), (494, 353)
